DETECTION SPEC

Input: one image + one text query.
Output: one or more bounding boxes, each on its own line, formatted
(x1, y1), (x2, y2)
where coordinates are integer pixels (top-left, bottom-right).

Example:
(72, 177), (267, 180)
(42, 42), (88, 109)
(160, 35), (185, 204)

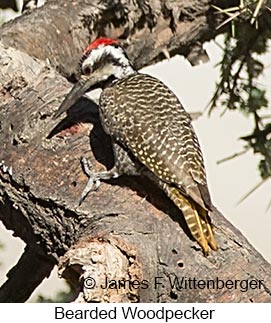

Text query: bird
(54, 37), (218, 255)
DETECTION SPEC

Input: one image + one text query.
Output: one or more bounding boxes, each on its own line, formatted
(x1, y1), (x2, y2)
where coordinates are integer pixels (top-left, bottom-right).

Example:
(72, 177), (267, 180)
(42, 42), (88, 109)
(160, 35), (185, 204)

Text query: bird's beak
(53, 76), (97, 119)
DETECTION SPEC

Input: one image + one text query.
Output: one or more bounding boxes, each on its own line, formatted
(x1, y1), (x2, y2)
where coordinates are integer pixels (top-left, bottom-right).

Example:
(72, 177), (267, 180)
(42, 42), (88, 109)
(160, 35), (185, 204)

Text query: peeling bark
(0, 0), (271, 303)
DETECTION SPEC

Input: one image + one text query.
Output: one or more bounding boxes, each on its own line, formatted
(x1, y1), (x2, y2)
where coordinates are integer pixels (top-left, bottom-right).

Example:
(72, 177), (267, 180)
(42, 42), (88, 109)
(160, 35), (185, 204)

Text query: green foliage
(210, 1), (271, 182)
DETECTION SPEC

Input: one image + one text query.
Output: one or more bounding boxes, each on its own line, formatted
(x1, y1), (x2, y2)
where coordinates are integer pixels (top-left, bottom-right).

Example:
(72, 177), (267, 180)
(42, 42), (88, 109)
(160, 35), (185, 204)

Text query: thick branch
(0, 41), (271, 302)
(0, 0), (234, 80)
(0, 246), (55, 302)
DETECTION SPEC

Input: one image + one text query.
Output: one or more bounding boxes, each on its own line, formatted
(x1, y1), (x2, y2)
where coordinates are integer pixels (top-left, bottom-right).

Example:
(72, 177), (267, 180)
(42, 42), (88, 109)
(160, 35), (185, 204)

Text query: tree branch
(0, 0), (231, 79)
(0, 246), (55, 302)
(0, 0), (271, 303)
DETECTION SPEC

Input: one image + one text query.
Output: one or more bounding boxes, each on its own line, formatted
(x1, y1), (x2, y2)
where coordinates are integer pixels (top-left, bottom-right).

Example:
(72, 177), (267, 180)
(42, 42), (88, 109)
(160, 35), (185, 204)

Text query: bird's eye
(83, 65), (91, 75)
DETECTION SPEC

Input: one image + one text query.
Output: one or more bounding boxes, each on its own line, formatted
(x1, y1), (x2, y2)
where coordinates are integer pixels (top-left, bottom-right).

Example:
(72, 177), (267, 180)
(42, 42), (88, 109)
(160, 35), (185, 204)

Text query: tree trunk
(0, 0), (271, 303)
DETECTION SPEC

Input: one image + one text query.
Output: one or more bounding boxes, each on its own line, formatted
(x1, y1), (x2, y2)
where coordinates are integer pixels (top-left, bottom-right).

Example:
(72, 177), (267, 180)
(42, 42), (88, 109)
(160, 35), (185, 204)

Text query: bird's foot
(79, 157), (101, 204)
(79, 157), (119, 205)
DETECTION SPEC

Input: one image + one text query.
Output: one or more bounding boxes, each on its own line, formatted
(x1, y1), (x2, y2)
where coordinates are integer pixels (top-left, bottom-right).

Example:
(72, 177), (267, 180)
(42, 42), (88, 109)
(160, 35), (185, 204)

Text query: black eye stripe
(79, 44), (132, 74)
(80, 44), (120, 64)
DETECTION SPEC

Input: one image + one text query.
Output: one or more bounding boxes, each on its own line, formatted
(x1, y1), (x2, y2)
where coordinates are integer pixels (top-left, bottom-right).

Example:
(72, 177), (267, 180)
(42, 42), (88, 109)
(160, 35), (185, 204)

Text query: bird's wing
(107, 73), (213, 211)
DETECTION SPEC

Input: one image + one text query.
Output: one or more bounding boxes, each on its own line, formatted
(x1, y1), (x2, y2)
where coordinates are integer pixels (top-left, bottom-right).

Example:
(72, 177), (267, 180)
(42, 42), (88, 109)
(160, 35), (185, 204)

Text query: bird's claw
(79, 157), (120, 205)
(79, 157), (101, 205)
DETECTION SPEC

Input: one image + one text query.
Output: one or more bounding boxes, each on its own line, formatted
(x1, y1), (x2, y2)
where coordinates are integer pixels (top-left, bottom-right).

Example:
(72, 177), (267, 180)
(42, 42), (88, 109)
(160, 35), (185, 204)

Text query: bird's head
(53, 38), (135, 119)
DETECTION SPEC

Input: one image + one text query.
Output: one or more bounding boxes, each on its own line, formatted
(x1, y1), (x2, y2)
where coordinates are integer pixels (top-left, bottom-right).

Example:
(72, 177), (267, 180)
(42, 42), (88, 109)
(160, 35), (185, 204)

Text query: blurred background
(0, 0), (270, 302)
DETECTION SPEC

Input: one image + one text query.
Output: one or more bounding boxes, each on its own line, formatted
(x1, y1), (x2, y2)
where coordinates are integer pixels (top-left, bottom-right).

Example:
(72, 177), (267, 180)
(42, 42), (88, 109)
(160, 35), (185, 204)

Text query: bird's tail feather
(197, 205), (218, 252)
(164, 186), (217, 255)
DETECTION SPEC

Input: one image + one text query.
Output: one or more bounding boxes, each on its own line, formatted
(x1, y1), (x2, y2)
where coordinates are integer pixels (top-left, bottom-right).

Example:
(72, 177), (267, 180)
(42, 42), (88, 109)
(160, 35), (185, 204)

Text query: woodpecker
(54, 38), (218, 255)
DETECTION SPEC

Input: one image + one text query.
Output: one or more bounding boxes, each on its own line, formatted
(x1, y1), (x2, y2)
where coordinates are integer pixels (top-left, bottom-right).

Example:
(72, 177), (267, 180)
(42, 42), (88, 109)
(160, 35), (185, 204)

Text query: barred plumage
(54, 38), (218, 255)
(100, 73), (217, 254)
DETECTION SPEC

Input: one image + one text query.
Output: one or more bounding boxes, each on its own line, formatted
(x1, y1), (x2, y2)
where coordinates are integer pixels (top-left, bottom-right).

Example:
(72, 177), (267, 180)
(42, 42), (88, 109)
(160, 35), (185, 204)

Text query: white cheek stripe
(83, 45), (131, 70)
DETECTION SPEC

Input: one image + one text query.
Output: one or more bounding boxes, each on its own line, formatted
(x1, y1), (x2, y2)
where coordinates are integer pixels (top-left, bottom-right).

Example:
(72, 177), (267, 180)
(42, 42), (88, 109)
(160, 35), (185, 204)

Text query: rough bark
(0, 0), (271, 303)
(0, 0), (235, 80)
